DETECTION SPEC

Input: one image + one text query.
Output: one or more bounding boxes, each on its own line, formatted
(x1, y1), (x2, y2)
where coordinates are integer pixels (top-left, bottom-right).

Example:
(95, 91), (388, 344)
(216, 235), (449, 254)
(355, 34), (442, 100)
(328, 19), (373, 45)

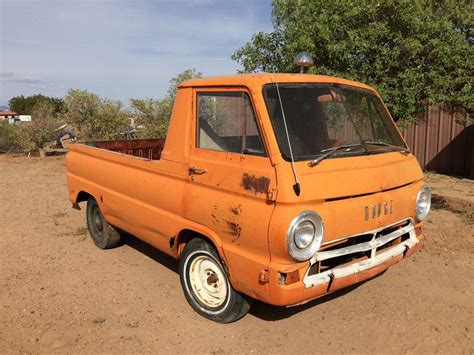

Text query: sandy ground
(0, 155), (473, 354)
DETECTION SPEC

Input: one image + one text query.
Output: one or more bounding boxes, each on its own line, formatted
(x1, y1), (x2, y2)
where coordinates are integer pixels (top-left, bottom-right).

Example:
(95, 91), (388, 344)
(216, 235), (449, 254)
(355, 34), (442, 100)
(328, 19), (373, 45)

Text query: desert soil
(0, 155), (473, 354)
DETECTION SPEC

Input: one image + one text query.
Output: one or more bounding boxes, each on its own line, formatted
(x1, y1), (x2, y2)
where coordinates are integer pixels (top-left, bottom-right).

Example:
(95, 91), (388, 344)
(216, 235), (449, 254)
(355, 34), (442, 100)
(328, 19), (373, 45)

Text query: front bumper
(265, 219), (423, 306)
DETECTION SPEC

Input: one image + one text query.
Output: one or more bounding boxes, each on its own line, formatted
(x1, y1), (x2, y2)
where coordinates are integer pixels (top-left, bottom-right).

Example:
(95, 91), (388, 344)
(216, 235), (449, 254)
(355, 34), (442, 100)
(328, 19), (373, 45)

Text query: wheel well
(73, 191), (94, 209)
(175, 229), (229, 274)
(175, 229), (219, 258)
(77, 191), (93, 202)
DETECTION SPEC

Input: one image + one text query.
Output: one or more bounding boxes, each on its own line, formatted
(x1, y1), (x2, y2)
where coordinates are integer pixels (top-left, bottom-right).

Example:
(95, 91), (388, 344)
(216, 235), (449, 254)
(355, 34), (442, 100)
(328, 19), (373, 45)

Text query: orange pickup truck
(66, 74), (431, 323)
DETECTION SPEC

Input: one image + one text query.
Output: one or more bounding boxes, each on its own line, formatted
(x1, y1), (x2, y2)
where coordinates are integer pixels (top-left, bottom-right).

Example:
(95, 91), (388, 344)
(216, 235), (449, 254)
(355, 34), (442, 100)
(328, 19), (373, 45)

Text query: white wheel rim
(189, 255), (228, 308)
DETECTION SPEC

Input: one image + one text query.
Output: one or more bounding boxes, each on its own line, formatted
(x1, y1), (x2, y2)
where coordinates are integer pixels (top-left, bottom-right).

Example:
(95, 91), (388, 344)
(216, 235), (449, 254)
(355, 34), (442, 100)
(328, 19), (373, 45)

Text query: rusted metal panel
(88, 138), (165, 160)
(402, 105), (472, 178)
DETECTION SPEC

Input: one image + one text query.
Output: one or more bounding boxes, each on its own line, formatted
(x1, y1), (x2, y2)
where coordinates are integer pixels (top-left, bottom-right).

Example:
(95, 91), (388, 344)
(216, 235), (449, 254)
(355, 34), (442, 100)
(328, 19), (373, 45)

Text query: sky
(0, 0), (273, 107)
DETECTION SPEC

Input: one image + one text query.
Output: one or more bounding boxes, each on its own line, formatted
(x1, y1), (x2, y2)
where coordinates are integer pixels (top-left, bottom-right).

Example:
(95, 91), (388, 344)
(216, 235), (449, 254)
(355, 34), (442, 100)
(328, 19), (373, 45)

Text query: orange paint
(66, 74), (427, 307)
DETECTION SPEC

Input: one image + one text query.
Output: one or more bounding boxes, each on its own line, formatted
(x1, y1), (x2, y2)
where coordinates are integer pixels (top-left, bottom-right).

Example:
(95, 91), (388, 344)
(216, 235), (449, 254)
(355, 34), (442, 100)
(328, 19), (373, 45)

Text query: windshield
(263, 83), (406, 161)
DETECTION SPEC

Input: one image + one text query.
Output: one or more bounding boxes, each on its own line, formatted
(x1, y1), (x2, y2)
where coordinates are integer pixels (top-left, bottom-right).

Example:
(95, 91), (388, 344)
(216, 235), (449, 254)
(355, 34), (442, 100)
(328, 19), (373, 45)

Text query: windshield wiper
(309, 141), (410, 167)
(309, 143), (364, 167)
(363, 141), (410, 153)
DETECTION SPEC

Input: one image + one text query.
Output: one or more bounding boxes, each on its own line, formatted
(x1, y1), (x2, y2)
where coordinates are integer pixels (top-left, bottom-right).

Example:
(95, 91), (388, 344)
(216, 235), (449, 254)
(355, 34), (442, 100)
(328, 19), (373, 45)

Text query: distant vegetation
(129, 69), (202, 139)
(0, 69), (202, 154)
(9, 94), (64, 117)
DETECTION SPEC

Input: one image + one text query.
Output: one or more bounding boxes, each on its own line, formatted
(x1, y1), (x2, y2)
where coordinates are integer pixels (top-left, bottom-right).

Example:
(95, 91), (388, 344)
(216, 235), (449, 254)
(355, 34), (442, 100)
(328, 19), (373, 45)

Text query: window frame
(194, 88), (268, 157)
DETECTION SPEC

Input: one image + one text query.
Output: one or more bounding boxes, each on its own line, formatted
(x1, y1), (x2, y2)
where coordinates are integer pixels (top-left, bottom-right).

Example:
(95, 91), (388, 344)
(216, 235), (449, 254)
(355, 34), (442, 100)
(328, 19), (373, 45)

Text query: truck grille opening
(308, 219), (412, 277)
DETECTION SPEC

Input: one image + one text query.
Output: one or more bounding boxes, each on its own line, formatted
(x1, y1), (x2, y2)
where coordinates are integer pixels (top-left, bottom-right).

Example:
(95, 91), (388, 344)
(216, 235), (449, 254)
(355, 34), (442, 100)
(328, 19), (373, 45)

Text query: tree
(0, 101), (62, 154)
(92, 100), (130, 141)
(232, 0), (473, 125)
(22, 101), (60, 155)
(8, 94), (64, 116)
(129, 98), (167, 138)
(130, 69), (202, 138)
(0, 121), (29, 153)
(1, 99), (63, 154)
(63, 89), (129, 140)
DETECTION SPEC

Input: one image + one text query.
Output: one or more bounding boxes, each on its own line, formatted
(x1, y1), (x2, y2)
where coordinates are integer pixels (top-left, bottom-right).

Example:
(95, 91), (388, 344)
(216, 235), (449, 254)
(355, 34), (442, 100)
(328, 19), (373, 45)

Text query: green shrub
(0, 121), (33, 153)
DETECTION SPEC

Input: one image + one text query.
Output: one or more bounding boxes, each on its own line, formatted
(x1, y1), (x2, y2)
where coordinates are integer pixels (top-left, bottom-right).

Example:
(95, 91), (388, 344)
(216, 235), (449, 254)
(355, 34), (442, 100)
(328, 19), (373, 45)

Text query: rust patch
(241, 173), (271, 195)
(212, 203), (243, 241)
(228, 205), (243, 241)
(211, 203), (220, 224)
(230, 204), (242, 216)
(227, 221), (242, 238)
(89, 138), (165, 160)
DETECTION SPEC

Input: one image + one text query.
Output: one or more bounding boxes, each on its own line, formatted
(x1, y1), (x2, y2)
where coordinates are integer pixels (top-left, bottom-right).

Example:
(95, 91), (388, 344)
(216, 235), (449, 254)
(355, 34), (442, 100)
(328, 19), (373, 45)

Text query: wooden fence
(402, 106), (473, 179)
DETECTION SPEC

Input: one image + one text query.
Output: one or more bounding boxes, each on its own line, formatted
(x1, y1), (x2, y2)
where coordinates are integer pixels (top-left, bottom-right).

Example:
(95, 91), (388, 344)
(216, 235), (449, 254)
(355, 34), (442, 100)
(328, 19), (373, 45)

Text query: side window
(197, 92), (266, 156)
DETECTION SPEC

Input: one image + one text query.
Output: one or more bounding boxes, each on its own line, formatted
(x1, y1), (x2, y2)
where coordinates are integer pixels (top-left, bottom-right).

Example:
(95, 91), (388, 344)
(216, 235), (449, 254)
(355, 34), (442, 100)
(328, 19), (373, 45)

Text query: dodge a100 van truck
(66, 73), (431, 323)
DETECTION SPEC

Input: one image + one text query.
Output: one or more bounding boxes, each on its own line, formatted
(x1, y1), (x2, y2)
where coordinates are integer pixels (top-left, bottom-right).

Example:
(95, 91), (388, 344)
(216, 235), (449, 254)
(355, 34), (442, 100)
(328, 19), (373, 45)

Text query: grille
(306, 219), (414, 282)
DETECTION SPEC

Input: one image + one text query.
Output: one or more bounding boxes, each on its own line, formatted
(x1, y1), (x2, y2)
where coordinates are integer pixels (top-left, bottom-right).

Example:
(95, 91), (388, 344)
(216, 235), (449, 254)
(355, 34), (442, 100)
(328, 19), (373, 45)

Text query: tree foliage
(0, 101), (60, 153)
(130, 69), (202, 138)
(0, 121), (28, 153)
(232, 0), (473, 124)
(27, 100), (60, 150)
(8, 94), (64, 116)
(63, 89), (129, 141)
(129, 98), (165, 138)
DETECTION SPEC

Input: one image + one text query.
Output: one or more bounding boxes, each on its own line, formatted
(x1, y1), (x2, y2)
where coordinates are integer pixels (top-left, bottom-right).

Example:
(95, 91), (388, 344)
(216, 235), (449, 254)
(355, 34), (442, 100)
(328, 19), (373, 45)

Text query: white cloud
(0, 0), (273, 104)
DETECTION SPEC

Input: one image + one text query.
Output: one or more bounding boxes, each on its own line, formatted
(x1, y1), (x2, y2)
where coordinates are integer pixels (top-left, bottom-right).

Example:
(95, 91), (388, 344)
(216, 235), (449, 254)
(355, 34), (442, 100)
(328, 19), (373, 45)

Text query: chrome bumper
(304, 219), (419, 288)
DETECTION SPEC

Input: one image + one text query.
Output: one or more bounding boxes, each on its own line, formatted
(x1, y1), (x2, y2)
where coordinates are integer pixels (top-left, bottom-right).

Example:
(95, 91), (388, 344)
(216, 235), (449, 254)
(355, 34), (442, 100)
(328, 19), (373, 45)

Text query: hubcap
(92, 207), (104, 232)
(189, 255), (227, 307)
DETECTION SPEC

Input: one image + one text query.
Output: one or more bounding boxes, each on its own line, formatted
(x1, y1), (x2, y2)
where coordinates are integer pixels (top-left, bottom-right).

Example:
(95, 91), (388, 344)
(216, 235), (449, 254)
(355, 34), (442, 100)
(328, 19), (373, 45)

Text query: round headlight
(416, 185), (431, 221)
(287, 211), (324, 261)
(294, 221), (315, 249)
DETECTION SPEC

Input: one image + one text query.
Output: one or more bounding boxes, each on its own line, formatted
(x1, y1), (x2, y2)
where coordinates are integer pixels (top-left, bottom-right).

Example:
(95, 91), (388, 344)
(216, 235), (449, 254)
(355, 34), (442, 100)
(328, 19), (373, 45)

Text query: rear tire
(179, 238), (252, 323)
(86, 198), (121, 249)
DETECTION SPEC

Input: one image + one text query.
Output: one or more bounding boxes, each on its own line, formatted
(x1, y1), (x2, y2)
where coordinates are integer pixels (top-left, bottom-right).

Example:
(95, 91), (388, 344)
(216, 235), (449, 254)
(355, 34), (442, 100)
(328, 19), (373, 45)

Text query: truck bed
(86, 138), (165, 160)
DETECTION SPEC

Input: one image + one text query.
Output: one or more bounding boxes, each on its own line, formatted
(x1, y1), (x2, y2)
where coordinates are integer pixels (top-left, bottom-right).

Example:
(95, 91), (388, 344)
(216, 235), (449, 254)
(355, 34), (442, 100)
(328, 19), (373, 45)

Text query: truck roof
(179, 73), (377, 94)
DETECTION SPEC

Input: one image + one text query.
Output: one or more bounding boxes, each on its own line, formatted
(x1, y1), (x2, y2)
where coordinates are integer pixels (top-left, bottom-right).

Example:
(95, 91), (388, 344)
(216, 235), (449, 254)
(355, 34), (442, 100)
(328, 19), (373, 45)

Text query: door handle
(188, 166), (207, 175)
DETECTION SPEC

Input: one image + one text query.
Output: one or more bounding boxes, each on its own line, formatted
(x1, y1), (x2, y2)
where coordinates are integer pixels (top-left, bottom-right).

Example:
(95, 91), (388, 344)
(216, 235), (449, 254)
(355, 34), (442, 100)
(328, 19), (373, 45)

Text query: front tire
(179, 238), (252, 323)
(86, 198), (121, 249)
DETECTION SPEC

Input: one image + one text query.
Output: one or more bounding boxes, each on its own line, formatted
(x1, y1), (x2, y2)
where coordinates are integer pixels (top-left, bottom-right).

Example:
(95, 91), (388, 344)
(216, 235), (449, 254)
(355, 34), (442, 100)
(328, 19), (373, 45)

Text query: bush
(0, 121), (19, 153)
(0, 101), (61, 154)
(26, 101), (61, 151)
(63, 90), (130, 141)
(130, 69), (202, 139)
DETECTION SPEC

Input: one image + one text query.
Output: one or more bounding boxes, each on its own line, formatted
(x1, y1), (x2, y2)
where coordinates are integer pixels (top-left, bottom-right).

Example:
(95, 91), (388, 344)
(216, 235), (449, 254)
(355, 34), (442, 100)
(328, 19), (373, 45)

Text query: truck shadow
(249, 272), (386, 321)
(120, 232), (386, 322)
(121, 232), (178, 273)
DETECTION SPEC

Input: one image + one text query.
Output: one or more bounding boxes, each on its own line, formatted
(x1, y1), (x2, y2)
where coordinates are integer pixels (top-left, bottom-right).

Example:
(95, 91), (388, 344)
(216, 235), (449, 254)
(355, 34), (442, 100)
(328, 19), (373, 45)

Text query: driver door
(184, 88), (277, 296)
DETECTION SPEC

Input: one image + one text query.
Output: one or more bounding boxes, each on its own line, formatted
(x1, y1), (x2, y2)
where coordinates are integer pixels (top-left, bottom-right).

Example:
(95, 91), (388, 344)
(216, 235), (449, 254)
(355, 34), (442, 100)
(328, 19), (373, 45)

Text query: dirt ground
(0, 155), (473, 354)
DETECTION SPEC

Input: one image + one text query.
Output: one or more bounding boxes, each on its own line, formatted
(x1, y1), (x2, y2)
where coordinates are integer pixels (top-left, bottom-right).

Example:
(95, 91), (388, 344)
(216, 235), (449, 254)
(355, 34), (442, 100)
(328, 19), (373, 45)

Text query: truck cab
(66, 74), (431, 323)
